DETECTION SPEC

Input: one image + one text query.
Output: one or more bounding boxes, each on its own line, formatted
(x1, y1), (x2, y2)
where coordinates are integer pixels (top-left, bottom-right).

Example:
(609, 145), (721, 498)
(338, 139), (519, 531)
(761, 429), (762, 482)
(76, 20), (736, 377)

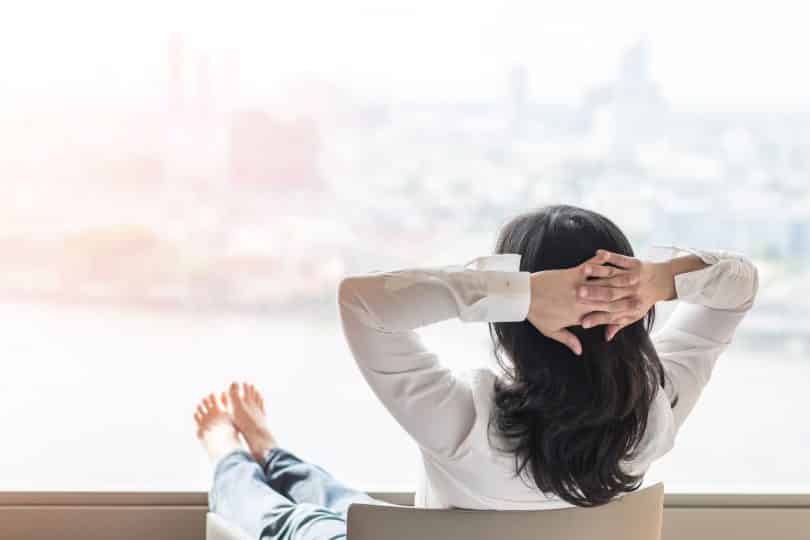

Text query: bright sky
(2, 0), (810, 108)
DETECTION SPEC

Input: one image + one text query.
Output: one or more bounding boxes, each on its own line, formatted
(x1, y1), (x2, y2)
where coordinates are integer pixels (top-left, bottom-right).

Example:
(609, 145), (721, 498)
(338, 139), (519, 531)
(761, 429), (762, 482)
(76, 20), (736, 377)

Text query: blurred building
(164, 36), (230, 186)
(229, 110), (322, 189)
(582, 38), (669, 157)
(508, 64), (530, 137)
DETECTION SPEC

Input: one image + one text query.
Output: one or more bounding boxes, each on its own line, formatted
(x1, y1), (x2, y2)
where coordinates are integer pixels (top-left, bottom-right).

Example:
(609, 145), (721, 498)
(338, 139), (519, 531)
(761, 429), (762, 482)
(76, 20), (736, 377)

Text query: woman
(197, 204), (758, 538)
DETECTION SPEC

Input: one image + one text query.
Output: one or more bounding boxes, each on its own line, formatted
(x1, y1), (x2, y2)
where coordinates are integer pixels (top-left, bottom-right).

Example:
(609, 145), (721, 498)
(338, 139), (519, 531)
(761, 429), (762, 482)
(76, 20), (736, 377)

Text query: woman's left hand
(577, 250), (672, 341)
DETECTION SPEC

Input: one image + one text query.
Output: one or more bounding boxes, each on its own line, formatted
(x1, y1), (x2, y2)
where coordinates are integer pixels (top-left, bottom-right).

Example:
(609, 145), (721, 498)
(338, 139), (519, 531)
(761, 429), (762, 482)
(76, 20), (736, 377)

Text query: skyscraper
(508, 64), (530, 136)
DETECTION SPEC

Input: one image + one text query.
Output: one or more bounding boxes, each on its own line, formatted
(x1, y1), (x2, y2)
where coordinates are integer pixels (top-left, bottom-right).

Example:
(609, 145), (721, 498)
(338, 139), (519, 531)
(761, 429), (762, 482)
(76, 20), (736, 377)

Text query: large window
(2, 1), (808, 492)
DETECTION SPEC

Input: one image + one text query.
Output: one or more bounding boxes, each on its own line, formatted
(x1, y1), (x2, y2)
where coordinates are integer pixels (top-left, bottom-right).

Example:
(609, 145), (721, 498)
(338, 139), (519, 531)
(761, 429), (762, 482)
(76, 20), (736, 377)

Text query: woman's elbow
(337, 274), (388, 333)
(337, 276), (362, 312)
(742, 259), (760, 310)
(337, 274), (379, 317)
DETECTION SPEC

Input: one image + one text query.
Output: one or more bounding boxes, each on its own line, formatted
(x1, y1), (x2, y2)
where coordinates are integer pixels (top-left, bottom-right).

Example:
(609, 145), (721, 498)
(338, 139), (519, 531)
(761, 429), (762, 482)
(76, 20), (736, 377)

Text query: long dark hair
(489, 205), (674, 507)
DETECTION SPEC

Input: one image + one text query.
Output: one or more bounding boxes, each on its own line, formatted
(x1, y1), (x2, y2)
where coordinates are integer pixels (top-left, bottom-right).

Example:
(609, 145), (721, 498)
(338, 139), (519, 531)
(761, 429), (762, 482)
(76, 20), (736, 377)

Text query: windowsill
(2, 491), (810, 508)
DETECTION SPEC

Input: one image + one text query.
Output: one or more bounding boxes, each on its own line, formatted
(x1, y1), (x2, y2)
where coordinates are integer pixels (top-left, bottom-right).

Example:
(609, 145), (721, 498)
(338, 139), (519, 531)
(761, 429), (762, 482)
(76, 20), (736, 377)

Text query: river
(1, 301), (808, 493)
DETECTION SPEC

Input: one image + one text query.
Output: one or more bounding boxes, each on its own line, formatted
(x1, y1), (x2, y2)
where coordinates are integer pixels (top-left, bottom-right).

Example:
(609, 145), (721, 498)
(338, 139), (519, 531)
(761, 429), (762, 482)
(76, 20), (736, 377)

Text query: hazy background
(1, 0), (808, 492)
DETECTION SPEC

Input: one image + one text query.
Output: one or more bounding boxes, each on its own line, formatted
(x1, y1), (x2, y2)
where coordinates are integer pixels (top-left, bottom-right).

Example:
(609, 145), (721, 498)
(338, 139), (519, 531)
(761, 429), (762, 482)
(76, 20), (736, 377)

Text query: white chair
(207, 511), (254, 540)
(207, 482), (664, 540)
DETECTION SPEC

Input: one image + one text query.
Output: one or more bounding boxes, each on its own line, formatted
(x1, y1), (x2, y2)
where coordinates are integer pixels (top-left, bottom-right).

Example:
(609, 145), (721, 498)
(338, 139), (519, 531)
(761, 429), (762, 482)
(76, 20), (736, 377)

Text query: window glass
(1, 1), (808, 491)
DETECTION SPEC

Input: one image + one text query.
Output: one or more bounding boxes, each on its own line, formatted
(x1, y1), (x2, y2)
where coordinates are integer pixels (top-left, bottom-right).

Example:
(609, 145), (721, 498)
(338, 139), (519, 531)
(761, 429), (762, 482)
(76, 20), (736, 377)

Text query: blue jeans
(209, 448), (380, 540)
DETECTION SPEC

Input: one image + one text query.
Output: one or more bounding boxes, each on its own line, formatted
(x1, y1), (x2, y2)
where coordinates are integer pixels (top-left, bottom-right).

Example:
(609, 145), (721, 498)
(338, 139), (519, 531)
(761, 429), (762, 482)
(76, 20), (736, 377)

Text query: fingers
(583, 251), (611, 265)
(586, 271), (640, 288)
(580, 309), (639, 328)
(547, 329), (582, 356)
(581, 263), (620, 279)
(583, 296), (641, 317)
(580, 251), (641, 286)
(579, 251), (613, 279)
(605, 323), (624, 341)
(577, 283), (636, 303)
(595, 249), (641, 270)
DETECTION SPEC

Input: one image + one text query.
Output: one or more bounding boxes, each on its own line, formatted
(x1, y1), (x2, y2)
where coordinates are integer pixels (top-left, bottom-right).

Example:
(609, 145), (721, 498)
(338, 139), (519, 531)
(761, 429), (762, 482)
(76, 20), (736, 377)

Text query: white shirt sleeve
(337, 255), (530, 460)
(625, 247), (759, 475)
(610, 245), (760, 478)
(652, 246), (759, 431)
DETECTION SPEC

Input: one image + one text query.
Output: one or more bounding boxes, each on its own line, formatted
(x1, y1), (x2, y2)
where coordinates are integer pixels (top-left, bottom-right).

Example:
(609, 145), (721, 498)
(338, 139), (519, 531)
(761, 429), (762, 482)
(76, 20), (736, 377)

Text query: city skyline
(1, 2), (809, 496)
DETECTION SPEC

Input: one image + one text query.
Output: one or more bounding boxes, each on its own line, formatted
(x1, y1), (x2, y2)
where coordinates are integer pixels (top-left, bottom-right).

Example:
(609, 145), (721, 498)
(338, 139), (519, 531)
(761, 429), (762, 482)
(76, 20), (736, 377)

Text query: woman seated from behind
(195, 205), (758, 539)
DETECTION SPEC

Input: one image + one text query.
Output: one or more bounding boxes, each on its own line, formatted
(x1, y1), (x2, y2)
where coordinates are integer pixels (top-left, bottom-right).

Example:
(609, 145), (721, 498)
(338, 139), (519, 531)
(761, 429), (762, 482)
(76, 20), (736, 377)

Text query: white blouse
(337, 247), (759, 509)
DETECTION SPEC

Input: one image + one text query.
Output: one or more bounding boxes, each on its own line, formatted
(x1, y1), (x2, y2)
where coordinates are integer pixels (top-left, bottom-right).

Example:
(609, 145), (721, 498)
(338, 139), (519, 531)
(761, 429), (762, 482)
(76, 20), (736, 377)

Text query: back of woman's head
(489, 204), (670, 507)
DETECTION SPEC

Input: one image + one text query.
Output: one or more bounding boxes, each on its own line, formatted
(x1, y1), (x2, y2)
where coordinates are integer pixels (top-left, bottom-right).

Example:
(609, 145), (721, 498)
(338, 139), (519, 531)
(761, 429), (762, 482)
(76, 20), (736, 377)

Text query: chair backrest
(207, 511), (253, 540)
(348, 482), (664, 540)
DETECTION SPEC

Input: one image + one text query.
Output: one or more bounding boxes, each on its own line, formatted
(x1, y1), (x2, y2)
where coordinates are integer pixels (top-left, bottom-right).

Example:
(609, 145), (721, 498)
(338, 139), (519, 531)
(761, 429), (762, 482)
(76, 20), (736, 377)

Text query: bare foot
(194, 393), (241, 464)
(226, 382), (277, 462)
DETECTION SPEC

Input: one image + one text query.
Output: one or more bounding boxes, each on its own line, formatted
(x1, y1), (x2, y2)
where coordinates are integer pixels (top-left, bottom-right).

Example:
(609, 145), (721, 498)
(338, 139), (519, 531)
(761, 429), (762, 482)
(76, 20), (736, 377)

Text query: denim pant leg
(262, 447), (379, 517)
(210, 449), (349, 540)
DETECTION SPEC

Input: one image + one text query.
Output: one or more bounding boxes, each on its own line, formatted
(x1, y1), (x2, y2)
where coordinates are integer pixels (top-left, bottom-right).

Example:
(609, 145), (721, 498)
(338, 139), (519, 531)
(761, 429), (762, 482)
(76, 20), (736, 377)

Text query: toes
(240, 384), (264, 409)
(226, 381), (264, 408)
(229, 382), (240, 402)
(251, 386), (264, 408)
(203, 393), (222, 414)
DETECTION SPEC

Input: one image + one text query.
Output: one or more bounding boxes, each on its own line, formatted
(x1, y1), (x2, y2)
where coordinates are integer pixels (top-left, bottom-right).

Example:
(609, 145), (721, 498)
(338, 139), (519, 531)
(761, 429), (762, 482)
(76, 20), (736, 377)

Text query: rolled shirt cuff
(483, 270), (531, 322)
(461, 254), (530, 322)
(650, 245), (758, 311)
